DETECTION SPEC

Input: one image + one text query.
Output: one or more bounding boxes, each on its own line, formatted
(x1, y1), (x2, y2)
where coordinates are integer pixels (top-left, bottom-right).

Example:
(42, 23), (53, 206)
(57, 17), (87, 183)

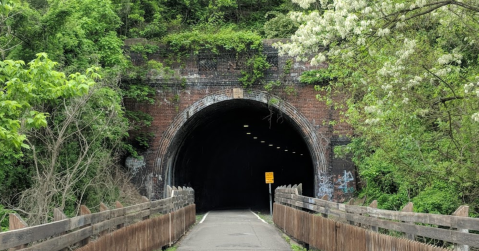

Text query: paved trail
(176, 210), (291, 251)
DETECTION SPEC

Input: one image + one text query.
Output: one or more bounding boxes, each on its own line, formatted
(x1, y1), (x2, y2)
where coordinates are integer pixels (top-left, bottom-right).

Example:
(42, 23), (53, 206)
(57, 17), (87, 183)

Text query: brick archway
(152, 88), (329, 198)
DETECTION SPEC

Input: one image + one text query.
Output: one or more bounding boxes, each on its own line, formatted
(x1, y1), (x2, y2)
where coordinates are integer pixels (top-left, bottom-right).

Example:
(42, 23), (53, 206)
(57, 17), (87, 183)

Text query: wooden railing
(274, 184), (479, 251)
(0, 186), (195, 251)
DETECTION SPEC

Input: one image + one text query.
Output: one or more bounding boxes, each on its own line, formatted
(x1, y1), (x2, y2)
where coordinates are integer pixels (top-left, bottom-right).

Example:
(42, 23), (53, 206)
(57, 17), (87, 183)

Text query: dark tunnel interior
(171, 99), (314, 212)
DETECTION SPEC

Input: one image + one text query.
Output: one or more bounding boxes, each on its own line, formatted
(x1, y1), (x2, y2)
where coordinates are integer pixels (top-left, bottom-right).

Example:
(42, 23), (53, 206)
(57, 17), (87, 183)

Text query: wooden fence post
(401, 202), (415, 240)
(53, 208), (68, 251)
(369, 200), (378, 232)
(99, 203), (109, 236)
(347, 199), (355, 225)
(79, 205), (91, 247)
(141, 197), (150, 220)
(297, 183), (302, 196)
(8, 214), (27, 251)
(321, 195), (329, 218)
(115, 201), (124, 229)
(453, 205), (469, 251)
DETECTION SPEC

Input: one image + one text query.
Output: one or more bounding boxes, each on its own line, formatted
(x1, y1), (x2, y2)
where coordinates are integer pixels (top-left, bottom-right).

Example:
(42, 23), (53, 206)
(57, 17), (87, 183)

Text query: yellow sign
(265, 172), (274, 184)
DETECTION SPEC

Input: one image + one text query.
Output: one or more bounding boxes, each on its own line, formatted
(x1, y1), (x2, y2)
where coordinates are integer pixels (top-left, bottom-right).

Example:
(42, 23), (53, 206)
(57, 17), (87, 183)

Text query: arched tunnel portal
(160, 94), (319, 212)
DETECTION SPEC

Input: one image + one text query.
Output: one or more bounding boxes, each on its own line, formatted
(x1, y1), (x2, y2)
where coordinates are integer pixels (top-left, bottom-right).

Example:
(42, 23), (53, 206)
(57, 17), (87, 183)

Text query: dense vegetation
(1, 0), (478, 232)
(0, 0), (298, 230)
(284, 0), (479, 216)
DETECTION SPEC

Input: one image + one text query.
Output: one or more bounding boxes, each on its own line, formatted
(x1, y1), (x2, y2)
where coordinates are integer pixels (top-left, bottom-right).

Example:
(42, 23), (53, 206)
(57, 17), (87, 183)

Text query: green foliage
(0, 205), (13, 231)
(284, 85), (297, 95)
(264, 80), (281, 92)
(126, 110), (153, 129)
(163, 26), (269, 88)
(0, 54), (97, 153)
(19, 81), (129, 223)
(163, 27), (263, 55)
(6, 0), (126, 71)
(129, 44), (160, 60)
(300, 69), (336, 85)
(239, 53), (270, 88)
(291, 244), (307, 251)
(135, 132), (155, 149)
(264, 11), (298, 38)
(285, 0), (479, 215)
(123, 85), (155, 104)
(113, 0), (167, 38)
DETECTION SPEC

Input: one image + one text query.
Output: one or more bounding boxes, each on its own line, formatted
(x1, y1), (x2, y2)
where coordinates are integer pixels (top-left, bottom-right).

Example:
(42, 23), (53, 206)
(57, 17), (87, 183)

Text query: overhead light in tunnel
(292, 152), (296, 154)
(285, 149), (288, 152)
(253, 137), (258, 139)
(277, 147), (280, 149)
(246, 132), (251, 135)
(244, 125), (249, 128)
(269, 144), (273, 147)
(300, 154), (304, 156)
(261, 141), (265, 143)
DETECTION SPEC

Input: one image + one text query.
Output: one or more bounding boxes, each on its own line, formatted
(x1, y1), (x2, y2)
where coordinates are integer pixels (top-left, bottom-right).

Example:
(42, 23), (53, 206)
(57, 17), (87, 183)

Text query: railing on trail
(274, 184), (479, 251)
(0, 186), (195, 251)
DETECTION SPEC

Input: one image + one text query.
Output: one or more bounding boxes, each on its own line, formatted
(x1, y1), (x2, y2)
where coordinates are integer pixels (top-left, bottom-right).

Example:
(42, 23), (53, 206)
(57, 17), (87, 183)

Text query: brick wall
(124, 39), (355, 202)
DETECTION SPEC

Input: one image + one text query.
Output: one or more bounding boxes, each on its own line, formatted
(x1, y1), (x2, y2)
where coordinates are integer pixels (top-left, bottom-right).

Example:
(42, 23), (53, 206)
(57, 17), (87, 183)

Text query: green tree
(6, 0), (125, 71)
(0, 54), (97, 211)
(279, 0), (479, 215)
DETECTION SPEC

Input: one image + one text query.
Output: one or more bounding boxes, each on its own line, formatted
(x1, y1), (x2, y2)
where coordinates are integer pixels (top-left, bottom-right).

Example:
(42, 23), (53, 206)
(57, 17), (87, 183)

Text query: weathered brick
(124, 39), (355, 202)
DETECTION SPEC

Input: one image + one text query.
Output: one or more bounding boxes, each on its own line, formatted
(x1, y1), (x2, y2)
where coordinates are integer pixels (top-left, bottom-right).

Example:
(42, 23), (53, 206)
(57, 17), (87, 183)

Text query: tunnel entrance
(170, 99), (314, 212)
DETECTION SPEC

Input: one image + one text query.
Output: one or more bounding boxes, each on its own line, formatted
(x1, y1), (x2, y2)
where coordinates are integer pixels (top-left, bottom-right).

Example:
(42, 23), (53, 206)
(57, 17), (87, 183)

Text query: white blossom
(407, 76), (422, 88)
(365, 118), (380, 124)
(437, 53), (463, 65)
(472, 113), (479, 122)
(382, 84), (393, 91)
(417, 109), (429, 116)
(311, 53), (327, 65)
(415, 0), (426, 8)
(464, 83), (475, 93)
(377, 28), (390, 37)
(292, 0), (316, 9)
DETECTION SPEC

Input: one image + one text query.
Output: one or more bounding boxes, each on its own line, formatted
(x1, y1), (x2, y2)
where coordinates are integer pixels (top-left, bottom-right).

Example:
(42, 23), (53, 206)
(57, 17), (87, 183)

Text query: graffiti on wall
(336, 170), (355, 193)
(317, 171), (333, 200)
(332, 170), (356, 202)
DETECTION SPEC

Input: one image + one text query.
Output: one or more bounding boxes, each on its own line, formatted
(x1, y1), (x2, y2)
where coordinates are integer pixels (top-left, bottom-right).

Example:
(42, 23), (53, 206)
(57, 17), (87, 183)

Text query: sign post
(265, 172), (274, 216)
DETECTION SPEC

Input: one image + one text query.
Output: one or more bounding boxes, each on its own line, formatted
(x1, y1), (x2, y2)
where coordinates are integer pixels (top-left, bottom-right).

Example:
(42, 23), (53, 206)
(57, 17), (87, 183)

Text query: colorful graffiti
(332, 170), (356, 202)
(336, 170), (355, 193)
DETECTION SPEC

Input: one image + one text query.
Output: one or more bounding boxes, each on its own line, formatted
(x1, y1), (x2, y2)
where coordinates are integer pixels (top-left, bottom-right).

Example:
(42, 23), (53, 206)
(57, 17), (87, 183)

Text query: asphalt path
(176, 210), (291, 251)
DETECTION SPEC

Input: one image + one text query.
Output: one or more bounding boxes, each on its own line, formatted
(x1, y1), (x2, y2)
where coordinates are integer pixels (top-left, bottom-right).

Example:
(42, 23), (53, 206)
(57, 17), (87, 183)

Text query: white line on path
(199, 212), (209, 224)
(250, 210), (267, 224)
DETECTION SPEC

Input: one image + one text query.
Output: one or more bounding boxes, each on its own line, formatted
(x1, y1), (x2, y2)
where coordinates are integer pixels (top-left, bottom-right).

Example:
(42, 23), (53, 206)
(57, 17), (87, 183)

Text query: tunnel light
(284, 149), (288, 152)
(246, 132), (251, 135)
(253, 137), (258, 139)
(277, 147), (280, 149)
(269, 144), (273, 147)
(244, 125), (249, 128)
(292, 152), (296, 154)
(261, 141), (265, 143)
(300, 154), (304, 156)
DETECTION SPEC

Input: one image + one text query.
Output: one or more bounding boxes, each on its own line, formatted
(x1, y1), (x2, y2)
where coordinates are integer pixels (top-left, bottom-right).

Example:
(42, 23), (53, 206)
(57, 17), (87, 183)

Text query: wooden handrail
(275, 184), (478, 248)
(0, 186), (195, 251)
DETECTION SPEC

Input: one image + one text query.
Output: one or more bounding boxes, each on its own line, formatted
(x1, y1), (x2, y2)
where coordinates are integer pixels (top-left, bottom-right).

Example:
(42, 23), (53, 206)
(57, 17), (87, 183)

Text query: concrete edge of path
(199, 212), (209, 223)
(250, 210), (268, 224)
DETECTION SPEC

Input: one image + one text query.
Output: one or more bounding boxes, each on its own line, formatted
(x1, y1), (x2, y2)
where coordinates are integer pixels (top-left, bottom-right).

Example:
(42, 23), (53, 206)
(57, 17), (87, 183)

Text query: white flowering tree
(277, 0), (479, 215)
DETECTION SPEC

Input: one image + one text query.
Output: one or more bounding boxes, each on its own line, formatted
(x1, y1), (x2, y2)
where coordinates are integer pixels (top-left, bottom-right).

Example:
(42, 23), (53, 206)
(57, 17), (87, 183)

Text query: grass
(195, 213), (205, 223)
(255, 211), (273, 224)
(282, 234), (322, 251)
